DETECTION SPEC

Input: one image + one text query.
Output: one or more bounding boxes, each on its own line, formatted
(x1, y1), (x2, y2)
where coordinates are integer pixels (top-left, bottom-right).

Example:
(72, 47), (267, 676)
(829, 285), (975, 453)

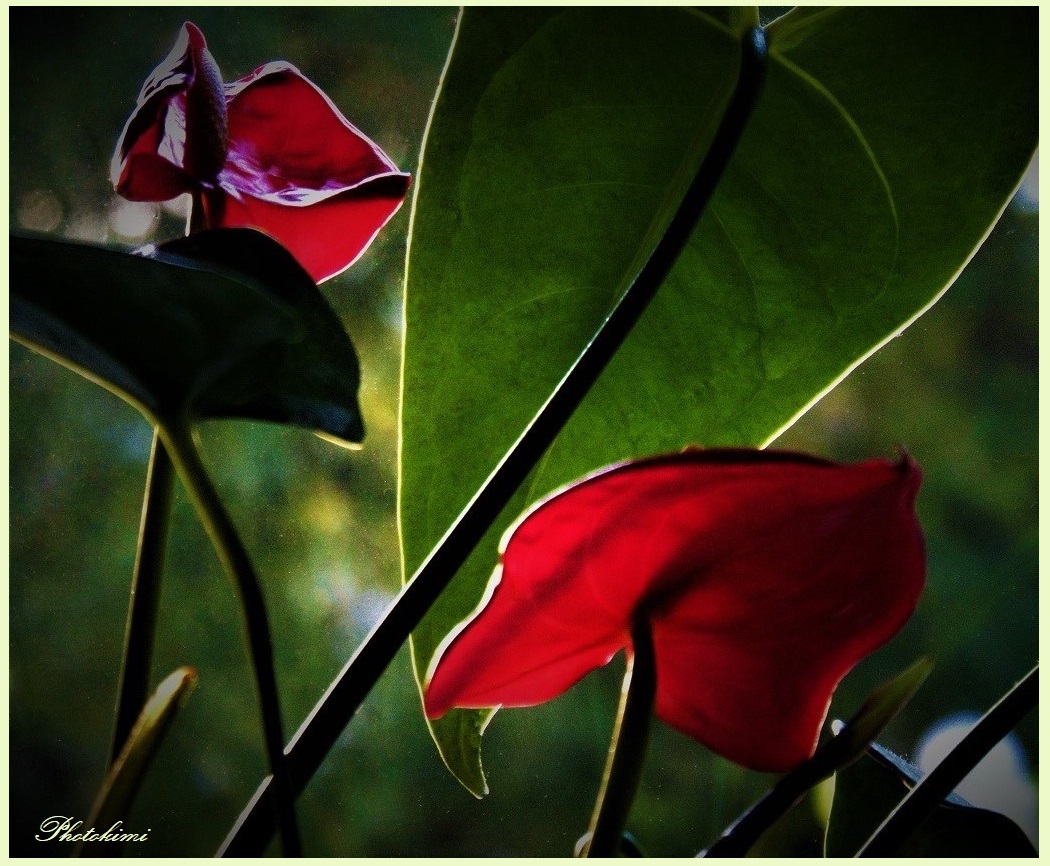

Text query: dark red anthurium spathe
(111, 22), (410, 283)
(425, 448), (926, 773)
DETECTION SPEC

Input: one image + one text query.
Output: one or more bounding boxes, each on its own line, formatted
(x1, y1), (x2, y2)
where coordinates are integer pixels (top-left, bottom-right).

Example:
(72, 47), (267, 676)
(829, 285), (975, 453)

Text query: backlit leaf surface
(398, 7), (1037, 791)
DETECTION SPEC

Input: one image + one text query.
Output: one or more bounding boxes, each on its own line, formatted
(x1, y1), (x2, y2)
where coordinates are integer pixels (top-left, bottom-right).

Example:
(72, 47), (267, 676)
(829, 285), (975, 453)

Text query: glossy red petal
(113, 112), (197, 201)
(220, 63), (404, 196)
(424, 449), (925, 772)
(204, 179), (408, 283)
(206, 62), (409, 280)
(425, 455), (693, 717)
(424, 559), (630, 717)
(111, 22), (227, 200)
(651, 455), (924, 770)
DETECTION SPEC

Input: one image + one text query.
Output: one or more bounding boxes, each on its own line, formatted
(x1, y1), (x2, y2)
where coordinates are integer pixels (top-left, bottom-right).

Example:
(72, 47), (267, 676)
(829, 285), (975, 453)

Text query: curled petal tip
(890, 447), (923, 501)
(896, 445), (921, 475)
(183, 21), (206, 50)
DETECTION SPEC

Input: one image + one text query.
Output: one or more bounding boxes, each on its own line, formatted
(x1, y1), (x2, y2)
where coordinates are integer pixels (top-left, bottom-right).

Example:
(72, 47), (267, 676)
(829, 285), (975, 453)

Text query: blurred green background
(9, 7), (1037, 856)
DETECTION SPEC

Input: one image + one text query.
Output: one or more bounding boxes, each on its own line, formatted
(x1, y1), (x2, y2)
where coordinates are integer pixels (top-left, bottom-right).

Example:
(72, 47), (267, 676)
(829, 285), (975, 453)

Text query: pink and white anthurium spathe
(425, 448), (926, 773)
(111, 22), (410, 283)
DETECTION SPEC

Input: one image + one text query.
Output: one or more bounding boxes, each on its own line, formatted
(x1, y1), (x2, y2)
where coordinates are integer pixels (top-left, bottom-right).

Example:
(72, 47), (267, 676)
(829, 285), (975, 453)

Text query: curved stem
(111, 188), (207, 763)
(160, 423), (301, 857)
(702, 748), (829, 857)
(857, 666), (1038, 857)
(110, 430), (176, 763)
(584, 621), (657, 858)
(219, 25), (769, 856)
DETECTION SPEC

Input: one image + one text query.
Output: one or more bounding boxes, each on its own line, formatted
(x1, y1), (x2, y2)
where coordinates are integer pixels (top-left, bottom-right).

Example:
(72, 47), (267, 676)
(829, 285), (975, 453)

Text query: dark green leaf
(11, 229), (364, 442)
(400, 7), (1036, 790)
(707, 6), (759, 35)
(827, 741), (1036, 857)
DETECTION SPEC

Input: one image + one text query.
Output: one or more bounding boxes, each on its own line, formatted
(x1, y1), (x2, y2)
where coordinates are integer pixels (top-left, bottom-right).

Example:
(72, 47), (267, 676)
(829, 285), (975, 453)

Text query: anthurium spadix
(111, 22), (410, 283)
(425, 449), (926, 772)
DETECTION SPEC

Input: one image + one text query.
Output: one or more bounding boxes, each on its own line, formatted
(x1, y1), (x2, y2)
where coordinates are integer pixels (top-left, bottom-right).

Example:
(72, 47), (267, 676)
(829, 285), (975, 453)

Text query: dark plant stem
(110, 431), (176, 763)
(219, 25), (768, 856)
(583, 622), (657, 858)
(857, 665), (1038, 857)
(111, 191), (208, 762)
(702, 744), (831, 857)
(161, 423), (302, 857)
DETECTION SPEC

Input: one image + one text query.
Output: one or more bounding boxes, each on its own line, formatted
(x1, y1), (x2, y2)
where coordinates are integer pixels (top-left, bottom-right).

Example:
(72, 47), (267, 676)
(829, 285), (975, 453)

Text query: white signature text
(36, 816), (150, 843)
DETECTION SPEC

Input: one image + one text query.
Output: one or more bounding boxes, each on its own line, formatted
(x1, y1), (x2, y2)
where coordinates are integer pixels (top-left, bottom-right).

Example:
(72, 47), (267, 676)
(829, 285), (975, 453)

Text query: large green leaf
(10, 229), (364, 442)
(399, 7), (1037, 792)
(401, 5), (745, 798)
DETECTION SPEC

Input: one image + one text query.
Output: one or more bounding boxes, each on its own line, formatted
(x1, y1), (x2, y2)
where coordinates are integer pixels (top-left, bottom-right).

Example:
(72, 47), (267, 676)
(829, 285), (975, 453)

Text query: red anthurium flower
(111, 22), (410, 282)
(425, 448), (925, 772)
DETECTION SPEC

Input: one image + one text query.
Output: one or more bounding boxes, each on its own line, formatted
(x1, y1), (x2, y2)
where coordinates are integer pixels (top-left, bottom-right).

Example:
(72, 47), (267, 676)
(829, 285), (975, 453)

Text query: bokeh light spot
(162, 193), (192, 221)
(916, 712), (1038, 847)
(109, 199), (159, 239)
(64, 212), (106, 242)
(18, 189), (63, 232)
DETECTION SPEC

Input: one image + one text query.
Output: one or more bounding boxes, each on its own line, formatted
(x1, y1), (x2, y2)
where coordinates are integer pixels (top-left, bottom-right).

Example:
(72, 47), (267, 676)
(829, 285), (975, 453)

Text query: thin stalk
(159, 423), (301, 857)
(702, 745), (830, 857)
(110, 191), (208, 762)
(583, 622), (657, 858)
(111, 194), (208, 755)
(219, 25), (768, 856)
(857, 666), (1038, 857)
(110, 431), (176, 763)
